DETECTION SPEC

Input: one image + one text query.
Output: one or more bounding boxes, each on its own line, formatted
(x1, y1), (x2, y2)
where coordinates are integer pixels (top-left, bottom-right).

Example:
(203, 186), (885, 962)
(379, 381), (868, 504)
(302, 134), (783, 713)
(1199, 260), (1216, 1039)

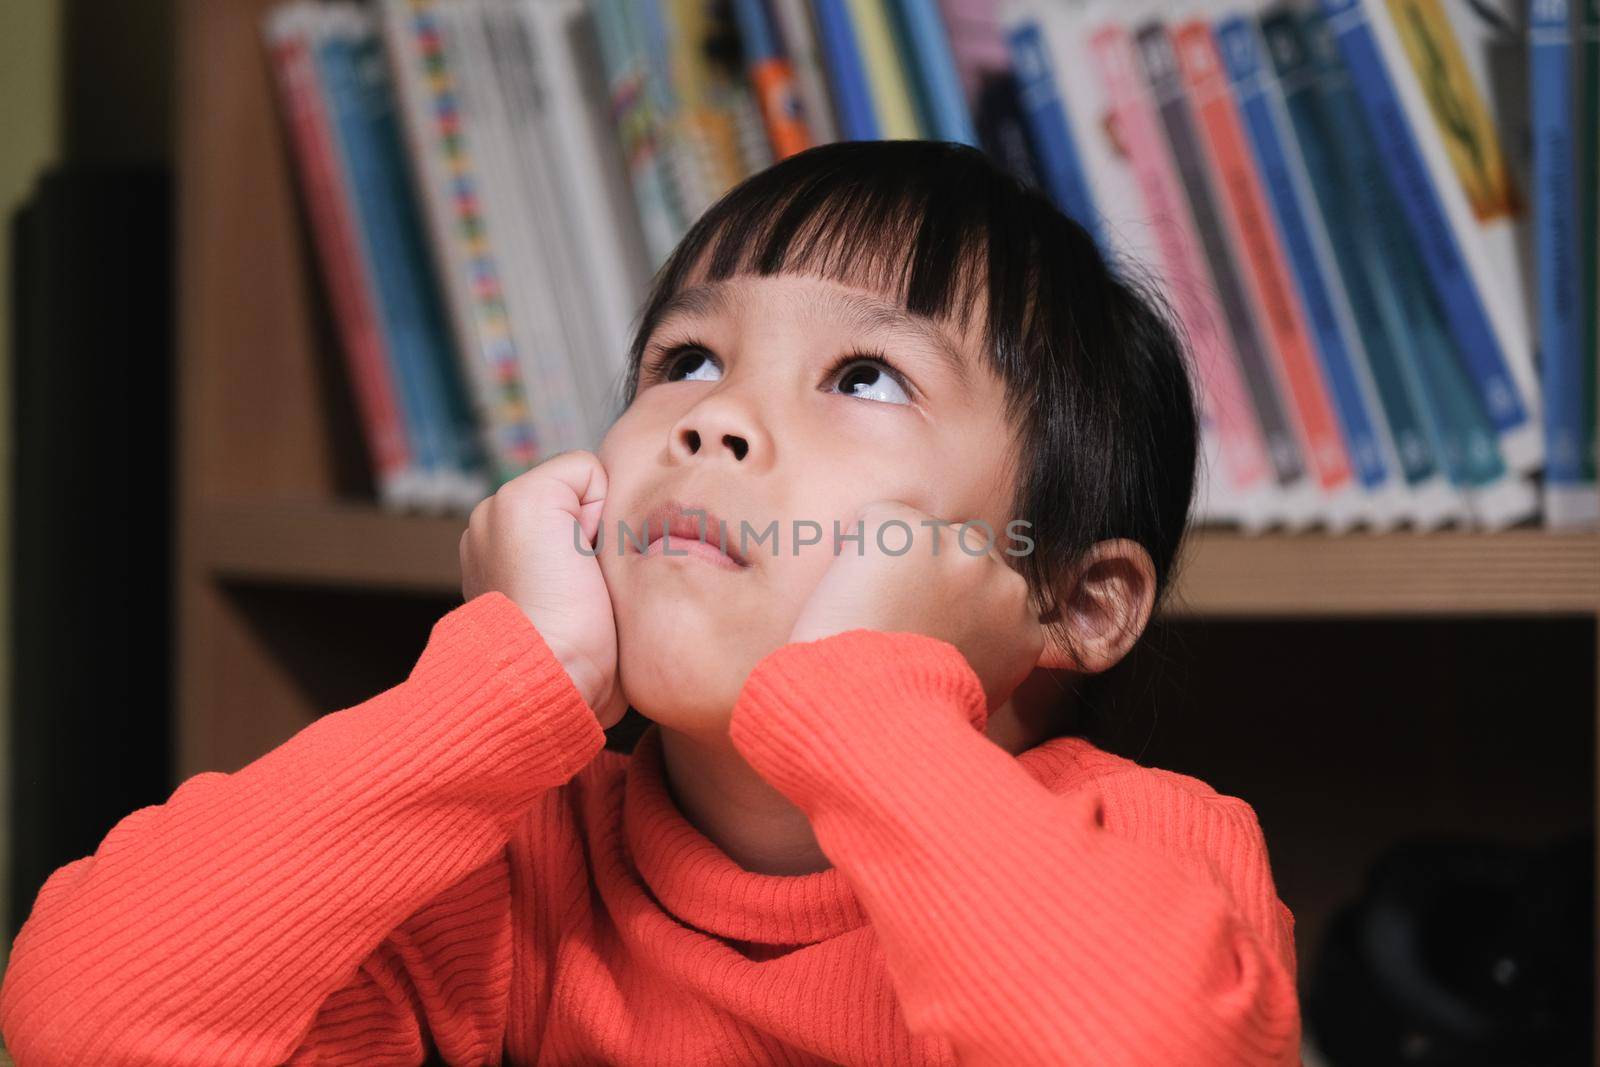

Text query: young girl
(0, 140), (1301, 1065)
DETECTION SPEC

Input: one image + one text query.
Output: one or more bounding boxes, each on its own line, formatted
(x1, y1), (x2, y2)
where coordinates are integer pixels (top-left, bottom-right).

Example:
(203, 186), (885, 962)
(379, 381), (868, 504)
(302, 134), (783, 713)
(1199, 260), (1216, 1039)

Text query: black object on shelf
(1305, 828), (1596, 1066)
(8, 165), (174, 943)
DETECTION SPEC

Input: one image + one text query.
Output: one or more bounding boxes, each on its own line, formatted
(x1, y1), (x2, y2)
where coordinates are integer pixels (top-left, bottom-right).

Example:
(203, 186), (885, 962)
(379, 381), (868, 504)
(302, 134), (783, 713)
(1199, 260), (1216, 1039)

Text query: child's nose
(677, 427), (750, 462)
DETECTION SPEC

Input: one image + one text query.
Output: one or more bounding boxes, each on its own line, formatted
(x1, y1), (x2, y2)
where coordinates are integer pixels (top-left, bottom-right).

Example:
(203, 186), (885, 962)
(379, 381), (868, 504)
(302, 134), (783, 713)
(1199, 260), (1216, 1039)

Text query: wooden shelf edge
(196, 498), (465, 594)
(194, 500), (1600, 616)
(1166, 529), (1600, 618)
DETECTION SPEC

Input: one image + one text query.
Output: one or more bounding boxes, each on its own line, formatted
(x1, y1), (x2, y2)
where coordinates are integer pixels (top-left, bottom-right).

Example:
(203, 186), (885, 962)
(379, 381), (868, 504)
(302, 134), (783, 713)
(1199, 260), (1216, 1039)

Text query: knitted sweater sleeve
(727, 629), (1303, 1067)
(0, 591), (606, 1067)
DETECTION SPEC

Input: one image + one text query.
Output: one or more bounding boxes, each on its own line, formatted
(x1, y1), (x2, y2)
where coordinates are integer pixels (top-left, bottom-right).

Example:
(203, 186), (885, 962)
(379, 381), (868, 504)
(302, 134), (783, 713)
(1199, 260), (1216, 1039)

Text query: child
(0, 140), (1301, 1065)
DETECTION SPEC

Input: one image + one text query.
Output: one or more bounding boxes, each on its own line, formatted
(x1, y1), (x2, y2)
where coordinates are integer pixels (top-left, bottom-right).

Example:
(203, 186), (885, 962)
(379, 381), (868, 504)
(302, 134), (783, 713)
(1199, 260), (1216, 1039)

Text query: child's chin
(617, 634), (760, 728)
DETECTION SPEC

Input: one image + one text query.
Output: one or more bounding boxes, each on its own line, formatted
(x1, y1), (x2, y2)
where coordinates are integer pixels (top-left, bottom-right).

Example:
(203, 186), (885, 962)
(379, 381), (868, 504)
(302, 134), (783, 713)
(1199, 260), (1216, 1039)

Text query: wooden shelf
(197, 498), (1600, 616)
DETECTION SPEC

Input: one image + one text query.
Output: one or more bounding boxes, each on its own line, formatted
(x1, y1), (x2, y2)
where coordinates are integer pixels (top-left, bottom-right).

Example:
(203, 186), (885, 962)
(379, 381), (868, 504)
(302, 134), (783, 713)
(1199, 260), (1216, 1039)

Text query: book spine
(349, 8), (490, 506)
(768, 0), (842, 144)
(491, 1), (608, 452)
(1004, 10), (1100, 241)
(732, 0), (814, 158)
(1532, 0), (1599, 524)
(1215, 14), (1388, 494)
(314, 9), (449, 491)
(846, 0), (925, 137)
(1128, 20), (1306, 492)
(1084, 19), (1275, 506)
(812, 0), (883, 139)
(1174, 17), (1353, 499)
(265, 11), (415, 505)
(631, 0), (715, 225)
(439, 1), (586, 458)
(1302, 8), (1519, 517)
(1582, 0), (1600, 488)
(589, 0), (691, 264)
(895, 0), (980, 144)
(1262, 5), (1456, 527)
(381, 0), (542, 489)
(1319, 0), (1539, 468)
(665, 0), (756, 196)
(518, 0), (653, 419)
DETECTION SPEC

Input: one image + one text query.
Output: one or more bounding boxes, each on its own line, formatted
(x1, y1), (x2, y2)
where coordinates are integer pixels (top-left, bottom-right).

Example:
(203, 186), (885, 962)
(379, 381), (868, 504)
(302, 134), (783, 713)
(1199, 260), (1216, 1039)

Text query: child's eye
(827, 353), (914, 406)
(645, 343), (723, 384)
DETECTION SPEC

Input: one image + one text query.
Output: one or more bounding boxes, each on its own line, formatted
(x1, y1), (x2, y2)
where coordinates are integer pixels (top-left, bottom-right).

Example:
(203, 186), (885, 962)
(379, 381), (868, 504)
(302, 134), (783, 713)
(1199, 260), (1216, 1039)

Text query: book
(1002, 7), (1100, 235)
(1215, 6), (1404, 529)
(893, 0), (981, 143)
(1172, 12), (1359, 527)
(1531, 0), (1600, 525)
(1260, 4), (1462, 528)
(1320, 0), (1542, 474)
(264, 6), (417, 508)
(1126, 13), (1322, 528)
(314, 3), (491, 510)
(1048, 0), (1278, 526)
(379, 0), (544, 489)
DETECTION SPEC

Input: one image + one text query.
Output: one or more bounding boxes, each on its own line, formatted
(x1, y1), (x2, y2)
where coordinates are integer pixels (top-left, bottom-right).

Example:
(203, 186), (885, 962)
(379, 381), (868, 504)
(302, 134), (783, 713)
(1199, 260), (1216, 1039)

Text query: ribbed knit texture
(0, 592), (1301, 1065)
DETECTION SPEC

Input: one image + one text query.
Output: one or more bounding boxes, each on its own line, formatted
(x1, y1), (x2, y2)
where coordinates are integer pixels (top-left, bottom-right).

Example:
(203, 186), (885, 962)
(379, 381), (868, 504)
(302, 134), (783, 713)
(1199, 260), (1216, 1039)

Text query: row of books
(264, 0), (1600, 531)
(1007, 0), (1598, 530)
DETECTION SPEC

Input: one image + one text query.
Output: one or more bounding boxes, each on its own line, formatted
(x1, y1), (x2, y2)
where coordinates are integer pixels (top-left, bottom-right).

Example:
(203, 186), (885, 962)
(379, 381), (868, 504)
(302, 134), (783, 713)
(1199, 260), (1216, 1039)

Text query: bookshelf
(174, 0), (1599, 1049)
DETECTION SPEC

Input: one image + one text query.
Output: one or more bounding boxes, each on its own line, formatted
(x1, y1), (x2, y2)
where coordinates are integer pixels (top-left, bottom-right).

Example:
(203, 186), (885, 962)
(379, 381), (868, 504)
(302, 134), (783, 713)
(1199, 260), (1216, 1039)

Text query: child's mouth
(634, 499), (751, 569)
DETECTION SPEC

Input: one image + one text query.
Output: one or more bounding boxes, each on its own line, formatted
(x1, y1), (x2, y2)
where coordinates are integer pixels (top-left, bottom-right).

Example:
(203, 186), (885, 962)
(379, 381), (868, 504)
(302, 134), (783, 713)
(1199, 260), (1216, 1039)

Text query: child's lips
(634, 498), (751, 568)
(641, 532), (749, 570)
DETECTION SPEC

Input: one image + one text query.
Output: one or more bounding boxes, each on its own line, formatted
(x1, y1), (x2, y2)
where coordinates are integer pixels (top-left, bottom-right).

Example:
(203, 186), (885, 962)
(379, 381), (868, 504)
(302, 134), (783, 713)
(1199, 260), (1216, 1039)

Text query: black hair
(603, 139), (1199, 753)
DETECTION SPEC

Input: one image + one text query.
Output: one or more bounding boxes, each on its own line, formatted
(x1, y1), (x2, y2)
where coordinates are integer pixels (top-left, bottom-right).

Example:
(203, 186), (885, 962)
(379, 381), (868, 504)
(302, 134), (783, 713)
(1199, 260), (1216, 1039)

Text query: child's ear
(1035, 539), (1157, 674)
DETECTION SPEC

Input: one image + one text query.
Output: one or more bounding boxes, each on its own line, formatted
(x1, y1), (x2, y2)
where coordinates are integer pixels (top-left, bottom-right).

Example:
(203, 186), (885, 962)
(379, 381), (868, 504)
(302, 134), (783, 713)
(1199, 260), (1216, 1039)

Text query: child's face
(596, 271), (1021, 736)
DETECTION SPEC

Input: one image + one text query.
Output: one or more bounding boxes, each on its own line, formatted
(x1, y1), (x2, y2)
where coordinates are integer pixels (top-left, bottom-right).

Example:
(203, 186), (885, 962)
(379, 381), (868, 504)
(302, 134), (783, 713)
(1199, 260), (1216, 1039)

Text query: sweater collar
(623, 722), (1105, 946)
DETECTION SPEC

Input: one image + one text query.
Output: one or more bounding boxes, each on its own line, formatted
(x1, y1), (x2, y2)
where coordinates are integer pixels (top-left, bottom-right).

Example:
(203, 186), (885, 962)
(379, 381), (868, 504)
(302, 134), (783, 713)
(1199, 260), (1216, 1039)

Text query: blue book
(893, 0), (979, 145)
(1005, 17), (1101, 244)
(1215, 15), (1387, 493)
(318, 16), (458, 486)
(1304, 9), (1508, 500)
(1318, 0), (1536, 464)
(1530, 0), (1597, 521)
(1260, 8), (1437, 493)
(812, 0), (880, 140)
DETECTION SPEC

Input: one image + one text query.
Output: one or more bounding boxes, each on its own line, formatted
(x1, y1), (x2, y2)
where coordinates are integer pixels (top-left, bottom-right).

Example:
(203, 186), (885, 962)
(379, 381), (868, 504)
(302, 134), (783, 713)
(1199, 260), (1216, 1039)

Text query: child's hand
(460, 450), (628, 729)
(788, 501), (1056, 712)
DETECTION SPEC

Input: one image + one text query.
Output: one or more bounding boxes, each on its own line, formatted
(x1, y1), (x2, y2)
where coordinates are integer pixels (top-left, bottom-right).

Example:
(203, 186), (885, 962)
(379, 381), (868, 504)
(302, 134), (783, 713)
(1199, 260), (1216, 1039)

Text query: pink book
(1087, 22), (1272, 498)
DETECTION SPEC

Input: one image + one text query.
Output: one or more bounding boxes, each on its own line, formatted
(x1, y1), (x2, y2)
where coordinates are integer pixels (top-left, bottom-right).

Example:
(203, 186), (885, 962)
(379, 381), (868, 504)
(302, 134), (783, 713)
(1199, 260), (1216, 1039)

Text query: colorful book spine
(1260, 6), (1459, 526)
(513, 0), (654, 426)
(1319, 0), (1541, 472)
(1005, 13), (1100, 240)
(1129, 20), (1309, 502)
(1304, 7), (1527, 524)
(264, 8), (415, 507)
(667, 0), (755, 198)
(317, 6), (491, 507)
(732, 0), (814, 158)
(1173, 17), (1354, 505)
(380, 0), (542, 489)
(588, 0), (692, 263)
(1532, 0), (1599, 524)
(768, 0), (841, 144)
(631, 0), (715, 223)
(812, 0), (882, 139)
(1084, 17), (1276, 518)
(893, 0), (980, 144)
(1215, 14), (1390, 501)
(846, 0), (926, 137)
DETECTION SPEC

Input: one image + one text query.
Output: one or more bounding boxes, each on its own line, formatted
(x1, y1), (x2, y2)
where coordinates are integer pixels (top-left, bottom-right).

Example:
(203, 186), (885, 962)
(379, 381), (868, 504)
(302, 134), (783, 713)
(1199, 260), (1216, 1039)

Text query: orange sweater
(0, 591), (1302, 1065)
